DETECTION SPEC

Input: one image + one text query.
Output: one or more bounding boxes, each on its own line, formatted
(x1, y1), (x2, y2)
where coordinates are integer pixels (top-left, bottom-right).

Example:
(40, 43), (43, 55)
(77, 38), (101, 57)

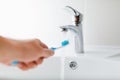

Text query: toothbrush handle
(11, 60), (19, 65)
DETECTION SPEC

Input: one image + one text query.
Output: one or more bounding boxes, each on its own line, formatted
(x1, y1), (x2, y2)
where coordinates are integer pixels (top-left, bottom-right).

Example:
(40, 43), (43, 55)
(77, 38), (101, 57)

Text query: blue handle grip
(11, 60), (19, 65)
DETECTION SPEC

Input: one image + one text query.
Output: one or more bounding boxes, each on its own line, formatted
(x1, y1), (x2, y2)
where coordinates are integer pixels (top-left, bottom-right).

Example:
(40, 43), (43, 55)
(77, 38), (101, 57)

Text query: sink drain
(69, 61), (78, 70)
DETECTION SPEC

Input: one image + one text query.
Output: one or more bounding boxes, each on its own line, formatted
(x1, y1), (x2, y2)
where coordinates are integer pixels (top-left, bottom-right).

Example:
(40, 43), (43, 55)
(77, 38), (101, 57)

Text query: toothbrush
(11, 40), (69, 65)
(50, 40), (69, 51)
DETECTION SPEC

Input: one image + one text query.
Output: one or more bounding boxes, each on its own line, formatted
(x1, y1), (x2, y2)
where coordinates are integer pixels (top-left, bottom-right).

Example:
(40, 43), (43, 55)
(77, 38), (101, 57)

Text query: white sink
(0, 46), (120, 80)
(64, 46), (120, 80)
(64, 56), (120, 80)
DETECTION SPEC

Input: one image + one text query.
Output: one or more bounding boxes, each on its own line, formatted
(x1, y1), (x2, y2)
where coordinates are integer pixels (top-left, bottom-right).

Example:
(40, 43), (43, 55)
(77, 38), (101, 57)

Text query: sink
(64, 46), (120, 80)
(0, 46), (120, 80)
(64, 56), (120, 80)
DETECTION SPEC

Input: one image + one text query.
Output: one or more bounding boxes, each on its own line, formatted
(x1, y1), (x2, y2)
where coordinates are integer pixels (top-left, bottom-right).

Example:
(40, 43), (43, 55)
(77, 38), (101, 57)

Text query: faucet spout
(60, 25), (84, 53)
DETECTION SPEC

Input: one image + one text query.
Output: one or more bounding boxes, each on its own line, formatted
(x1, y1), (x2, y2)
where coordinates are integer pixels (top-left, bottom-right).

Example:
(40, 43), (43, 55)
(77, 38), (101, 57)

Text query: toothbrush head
(49, 40), (69, 51)
(61, 40), (69, 46)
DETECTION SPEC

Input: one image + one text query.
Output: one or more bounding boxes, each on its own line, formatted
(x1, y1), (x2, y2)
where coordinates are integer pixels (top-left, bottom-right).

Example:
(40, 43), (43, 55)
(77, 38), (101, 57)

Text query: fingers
(34, 39), (48, 49)
(41, 49), (54, 58)
(17, 62), (29, 70)
(35, 57), (44, 64)
(16, 47), (53, 71)
(17, 57), (44, 71)
(40, 42), (48, 49)
(32, 39), (54, 58)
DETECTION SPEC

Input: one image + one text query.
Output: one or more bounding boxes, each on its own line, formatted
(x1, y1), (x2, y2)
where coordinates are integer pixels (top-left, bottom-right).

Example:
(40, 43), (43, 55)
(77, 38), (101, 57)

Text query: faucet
(60, 6), (84, 53)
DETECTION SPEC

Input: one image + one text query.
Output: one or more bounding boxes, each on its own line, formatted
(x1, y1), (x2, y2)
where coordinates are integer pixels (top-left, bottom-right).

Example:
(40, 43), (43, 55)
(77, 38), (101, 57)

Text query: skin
(0, 36), (54, 70)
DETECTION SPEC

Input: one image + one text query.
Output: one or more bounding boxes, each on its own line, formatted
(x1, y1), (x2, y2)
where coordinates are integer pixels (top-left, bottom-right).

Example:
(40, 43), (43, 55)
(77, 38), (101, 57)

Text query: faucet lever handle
(65, 6), (83, 25)
(65, 6), (80, 16)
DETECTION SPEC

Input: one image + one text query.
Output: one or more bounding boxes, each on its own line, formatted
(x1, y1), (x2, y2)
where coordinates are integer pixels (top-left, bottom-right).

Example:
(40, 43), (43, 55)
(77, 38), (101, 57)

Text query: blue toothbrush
(11, 40), (69, 65)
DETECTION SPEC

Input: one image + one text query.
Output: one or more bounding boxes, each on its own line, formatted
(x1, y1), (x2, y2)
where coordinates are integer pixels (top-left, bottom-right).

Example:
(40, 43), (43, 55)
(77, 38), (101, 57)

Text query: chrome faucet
(60, 6), (84, 53)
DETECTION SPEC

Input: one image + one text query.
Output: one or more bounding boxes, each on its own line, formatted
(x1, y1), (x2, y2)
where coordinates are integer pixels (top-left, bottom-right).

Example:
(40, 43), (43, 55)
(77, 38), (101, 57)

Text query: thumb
(41, 49), (54, 58)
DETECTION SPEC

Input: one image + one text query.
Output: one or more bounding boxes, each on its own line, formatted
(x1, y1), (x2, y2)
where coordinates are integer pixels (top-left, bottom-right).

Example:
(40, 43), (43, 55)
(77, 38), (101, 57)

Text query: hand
(0, 36), (54, 70)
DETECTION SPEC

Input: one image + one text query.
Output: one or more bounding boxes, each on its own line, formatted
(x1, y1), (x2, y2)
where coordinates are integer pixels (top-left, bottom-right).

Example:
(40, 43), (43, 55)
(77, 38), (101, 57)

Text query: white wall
(84, 0), (120, 46)
(0, 0), (120, 47)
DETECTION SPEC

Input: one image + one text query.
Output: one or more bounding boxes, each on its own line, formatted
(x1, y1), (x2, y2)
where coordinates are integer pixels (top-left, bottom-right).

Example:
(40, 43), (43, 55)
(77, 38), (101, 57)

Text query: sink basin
(64, 56), (120, 80)
(64, 46), (120, 80)
(0, 46), (120, 80)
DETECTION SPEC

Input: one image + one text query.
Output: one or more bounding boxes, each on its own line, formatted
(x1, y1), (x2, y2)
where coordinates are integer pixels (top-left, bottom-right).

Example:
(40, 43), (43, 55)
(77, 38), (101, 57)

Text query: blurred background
(0, 0), (120, 47)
